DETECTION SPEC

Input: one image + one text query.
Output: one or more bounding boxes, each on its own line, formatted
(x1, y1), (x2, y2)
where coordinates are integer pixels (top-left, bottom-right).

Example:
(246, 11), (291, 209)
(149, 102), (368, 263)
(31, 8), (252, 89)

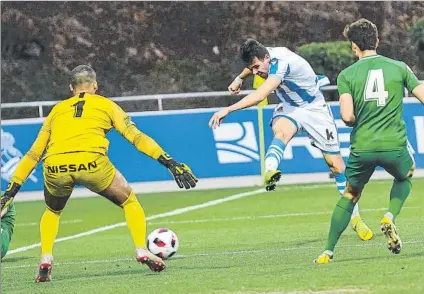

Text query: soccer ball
(147, 228), (179, 260)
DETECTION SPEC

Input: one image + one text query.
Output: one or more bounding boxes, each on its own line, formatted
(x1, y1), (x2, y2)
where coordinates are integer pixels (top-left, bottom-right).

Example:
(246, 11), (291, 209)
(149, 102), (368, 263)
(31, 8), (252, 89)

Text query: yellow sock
(40, 208), (61, 256)
(121, 191), (147, 248)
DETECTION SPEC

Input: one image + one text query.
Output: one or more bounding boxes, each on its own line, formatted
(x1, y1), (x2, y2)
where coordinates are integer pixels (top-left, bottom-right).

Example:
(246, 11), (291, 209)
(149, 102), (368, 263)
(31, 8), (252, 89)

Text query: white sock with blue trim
(265, 138), (286, 172)
(334, 172), (359, 218)
(334, 172), (346, 195)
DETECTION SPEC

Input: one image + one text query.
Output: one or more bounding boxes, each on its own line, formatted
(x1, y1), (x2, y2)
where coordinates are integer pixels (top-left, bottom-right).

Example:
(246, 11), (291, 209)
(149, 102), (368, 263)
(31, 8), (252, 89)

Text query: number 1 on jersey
(364, 69), (388, 106)
(73, 101), (85, 118)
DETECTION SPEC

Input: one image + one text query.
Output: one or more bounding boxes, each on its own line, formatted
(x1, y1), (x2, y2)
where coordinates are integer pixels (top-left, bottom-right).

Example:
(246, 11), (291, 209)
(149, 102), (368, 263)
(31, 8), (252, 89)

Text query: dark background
(2, 1), (424, 118)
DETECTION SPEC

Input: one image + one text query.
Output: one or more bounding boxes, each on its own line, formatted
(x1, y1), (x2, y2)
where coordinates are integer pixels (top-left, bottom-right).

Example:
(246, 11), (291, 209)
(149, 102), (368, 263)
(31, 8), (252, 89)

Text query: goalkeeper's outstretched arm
(1, 120), (51, 213)
(111, 103), (197, 189)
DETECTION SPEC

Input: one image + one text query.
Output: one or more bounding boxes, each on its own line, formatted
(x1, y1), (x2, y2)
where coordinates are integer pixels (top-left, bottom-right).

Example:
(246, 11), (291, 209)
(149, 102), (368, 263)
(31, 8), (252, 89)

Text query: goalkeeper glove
(1, 181), (21, 215)
(158, 153), (198, 189)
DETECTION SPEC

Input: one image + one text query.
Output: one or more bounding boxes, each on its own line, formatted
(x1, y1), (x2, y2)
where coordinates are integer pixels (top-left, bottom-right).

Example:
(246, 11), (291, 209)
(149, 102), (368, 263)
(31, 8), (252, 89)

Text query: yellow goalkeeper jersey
(42, 92), (132, 158)
(11, 91), (164, 186)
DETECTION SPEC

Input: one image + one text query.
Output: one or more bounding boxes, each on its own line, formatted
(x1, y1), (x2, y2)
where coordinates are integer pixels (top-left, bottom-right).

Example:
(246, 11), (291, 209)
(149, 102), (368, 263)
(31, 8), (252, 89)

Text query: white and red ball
(147, 228), (179, 260)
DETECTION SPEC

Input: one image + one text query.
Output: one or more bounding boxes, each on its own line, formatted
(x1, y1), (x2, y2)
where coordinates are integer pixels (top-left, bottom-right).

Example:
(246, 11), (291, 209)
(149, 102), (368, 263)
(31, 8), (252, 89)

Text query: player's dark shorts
(346, 146), (414, 189)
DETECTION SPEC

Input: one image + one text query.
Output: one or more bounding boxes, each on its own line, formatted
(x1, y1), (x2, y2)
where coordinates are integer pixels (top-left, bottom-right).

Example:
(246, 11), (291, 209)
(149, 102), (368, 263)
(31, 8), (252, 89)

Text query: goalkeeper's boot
(380, 216), (402, 254)
(314, 250), (333, 264)
(35, 254), (53, 283)
(136, 247), (166, 272)
(264, 170), (282, 191)
(351, 216), (373, 241)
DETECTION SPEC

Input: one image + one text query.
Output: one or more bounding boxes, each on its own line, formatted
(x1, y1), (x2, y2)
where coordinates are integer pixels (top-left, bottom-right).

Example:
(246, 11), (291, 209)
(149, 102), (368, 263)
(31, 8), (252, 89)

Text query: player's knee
(344, 183), (361, 203)
(99, 169), (133, 206)
(46, 206), (63, 215)
(343, 191), (360, 203)
(44, 187), (70, 213)
(272, 118), (296, 144)
(273, 131), (291, 145)
(330, 165), (345, 175)
(45, 200), (67, 214)
(327, 156), (345, 175)
(120, 191), (138, 208)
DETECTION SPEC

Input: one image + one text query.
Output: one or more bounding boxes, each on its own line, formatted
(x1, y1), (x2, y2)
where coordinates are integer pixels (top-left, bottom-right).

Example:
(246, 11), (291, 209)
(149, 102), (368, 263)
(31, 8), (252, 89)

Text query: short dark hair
(240, 38), (269, 66)
(70, 65), (97, 87)
(343, 18), (378, 51)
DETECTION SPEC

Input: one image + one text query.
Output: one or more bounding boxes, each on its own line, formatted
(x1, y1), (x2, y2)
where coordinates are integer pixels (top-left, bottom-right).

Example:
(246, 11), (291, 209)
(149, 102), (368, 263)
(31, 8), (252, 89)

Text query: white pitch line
(5, 182), (392, 256)
(7, 188), (265, 256)
(4, 239), (424, 270)
(7, 183), (338, 256)
(16, 219), (83, 227)
(147, 207), (421, 226)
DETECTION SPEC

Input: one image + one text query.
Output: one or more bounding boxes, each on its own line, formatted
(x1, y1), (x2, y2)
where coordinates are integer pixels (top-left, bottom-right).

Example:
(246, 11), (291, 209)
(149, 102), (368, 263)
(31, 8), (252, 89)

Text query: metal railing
(1, 90), (259, 117)
(2, 86), (338, 118)
(1, 84), (414, 118)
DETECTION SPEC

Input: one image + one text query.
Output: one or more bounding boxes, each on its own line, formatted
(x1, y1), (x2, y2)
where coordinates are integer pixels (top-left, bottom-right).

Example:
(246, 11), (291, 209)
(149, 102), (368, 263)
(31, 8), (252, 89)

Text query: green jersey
(2, 202), (16, 223)
(1, 202), (16, 259)
(337, 55), (421, 152)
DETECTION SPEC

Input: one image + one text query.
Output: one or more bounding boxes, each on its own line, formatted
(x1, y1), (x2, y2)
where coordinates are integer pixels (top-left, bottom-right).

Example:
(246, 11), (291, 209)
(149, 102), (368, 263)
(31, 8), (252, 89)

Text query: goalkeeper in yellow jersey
(0, 65), (198, 282)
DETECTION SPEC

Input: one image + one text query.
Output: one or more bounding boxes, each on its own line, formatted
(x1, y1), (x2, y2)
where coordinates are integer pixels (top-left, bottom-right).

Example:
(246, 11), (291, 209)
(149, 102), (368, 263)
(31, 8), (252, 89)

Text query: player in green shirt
(1, 200), (16, 260)
(315, 18), (424, 264)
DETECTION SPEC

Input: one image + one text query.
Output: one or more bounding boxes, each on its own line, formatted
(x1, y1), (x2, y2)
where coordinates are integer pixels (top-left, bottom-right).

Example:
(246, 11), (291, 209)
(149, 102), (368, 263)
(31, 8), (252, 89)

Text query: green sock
(325, 197), (355, 252)
(388, 178), (412, 222)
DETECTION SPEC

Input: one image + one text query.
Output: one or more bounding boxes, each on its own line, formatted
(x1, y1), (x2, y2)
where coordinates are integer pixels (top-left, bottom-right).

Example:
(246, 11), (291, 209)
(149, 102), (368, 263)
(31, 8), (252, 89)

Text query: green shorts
(346, 146), (414, 189)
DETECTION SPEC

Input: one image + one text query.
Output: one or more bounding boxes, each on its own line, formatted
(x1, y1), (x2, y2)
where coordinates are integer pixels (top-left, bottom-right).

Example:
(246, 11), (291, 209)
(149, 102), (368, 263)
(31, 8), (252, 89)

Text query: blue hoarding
(2, 101), (423, 192)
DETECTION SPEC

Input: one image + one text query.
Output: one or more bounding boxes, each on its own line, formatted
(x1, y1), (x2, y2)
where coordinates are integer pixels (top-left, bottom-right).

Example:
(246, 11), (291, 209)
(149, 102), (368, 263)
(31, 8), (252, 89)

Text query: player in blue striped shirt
(209, 38), (372, 241)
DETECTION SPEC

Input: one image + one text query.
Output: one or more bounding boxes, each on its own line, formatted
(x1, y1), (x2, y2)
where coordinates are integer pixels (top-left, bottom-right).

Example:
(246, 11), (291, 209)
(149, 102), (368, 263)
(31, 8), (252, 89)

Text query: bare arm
(210, 77), (281, 128)
(228, 68), (253, 94)
(412, 83), (424, 104)
(228, 76), (280, 112)
(339, 93), (356, 127)
(238, 68), (252, 79)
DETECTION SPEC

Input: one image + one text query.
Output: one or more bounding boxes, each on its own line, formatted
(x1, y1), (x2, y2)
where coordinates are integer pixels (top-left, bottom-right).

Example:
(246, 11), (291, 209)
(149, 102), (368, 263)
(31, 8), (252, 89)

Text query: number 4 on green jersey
(337, 55), (421, 152)
(364, 69), (388, 107)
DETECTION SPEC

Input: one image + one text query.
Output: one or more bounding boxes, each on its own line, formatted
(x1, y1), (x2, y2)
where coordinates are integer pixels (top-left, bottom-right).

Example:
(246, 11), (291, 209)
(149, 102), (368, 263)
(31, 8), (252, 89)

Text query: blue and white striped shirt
(267, 47), (329, 108)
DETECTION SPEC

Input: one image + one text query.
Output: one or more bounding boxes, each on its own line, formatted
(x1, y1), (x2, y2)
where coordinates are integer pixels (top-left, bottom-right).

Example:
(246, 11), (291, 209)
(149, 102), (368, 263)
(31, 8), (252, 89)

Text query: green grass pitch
(2, 179), (424, 294)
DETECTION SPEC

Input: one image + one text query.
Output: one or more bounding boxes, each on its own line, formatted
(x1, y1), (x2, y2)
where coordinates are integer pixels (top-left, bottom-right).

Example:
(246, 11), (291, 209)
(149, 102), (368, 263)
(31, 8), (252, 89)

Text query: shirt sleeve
(28, 113), (52, 161)
(337, 71), (351, 96)
(317, 75), (331, 89)
(268, 58), (290, 82)
(110, 101), (164, 159)
(110, 101), (136, 136)
(404, 63), (421, 92)
(11, 112), (52, 185)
